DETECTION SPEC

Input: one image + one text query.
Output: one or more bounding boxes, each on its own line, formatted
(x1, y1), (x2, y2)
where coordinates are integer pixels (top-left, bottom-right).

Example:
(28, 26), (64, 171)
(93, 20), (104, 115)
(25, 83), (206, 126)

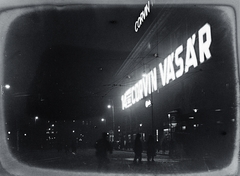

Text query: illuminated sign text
(160, 23), (212, 86)
(122, 23), (212, 110)
(134, 1), (151, 32)
(121, 68), (157, 109)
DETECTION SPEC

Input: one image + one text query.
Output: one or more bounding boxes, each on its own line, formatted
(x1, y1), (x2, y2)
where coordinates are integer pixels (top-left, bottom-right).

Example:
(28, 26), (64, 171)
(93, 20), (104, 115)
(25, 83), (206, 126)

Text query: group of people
(133, 133), (156, 164)
(94, 132), (156, 171)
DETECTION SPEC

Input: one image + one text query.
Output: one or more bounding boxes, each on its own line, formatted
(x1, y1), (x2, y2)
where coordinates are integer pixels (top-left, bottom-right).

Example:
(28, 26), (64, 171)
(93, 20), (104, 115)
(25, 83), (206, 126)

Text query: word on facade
(122, 23), (212, 110)
(134, 1), (151, 32)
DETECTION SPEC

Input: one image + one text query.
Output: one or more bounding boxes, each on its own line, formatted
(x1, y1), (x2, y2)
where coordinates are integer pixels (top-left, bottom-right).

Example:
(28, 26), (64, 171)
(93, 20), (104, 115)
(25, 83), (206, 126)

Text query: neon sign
(134, 1), (151, 32)
(121, 68), (157, 109)
(145, 100), (152, 108)
(122, 23), (212, 110)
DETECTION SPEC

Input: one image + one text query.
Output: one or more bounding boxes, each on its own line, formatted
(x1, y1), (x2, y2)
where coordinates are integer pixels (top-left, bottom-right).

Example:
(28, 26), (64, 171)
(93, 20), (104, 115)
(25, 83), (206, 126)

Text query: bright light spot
(5, 85), (10, 89)
(193, 109), (198, 113)
(24, 133), (27, 136)
(107, 105), (111, 109)
(72, 130), (75, 133)
(145, 100), (151, 108)
(52, 124), (54, 127)
(101, 118), (105, 122)
(35, 116), (39, 120)
(163, 129), (169, 132)
(168, 114), (171, 118)
(182, 126), (186, 130)
(8, 131), (10, 135)
(156, 129), (159, 142)
(118, 129), (120, 132)
(189, 116), (194, 119)
(139, 123), (142, 127)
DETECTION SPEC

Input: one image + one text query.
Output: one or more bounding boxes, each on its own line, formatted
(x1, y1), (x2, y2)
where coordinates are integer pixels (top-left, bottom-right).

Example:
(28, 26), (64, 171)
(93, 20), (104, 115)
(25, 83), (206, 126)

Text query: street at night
(13, 149), (223, 174)
(0, 1), (239, 176)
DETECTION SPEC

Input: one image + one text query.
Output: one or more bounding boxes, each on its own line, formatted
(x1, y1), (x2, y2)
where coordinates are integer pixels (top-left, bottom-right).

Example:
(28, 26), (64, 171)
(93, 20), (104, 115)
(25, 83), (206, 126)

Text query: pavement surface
(6, 149), (240, 175)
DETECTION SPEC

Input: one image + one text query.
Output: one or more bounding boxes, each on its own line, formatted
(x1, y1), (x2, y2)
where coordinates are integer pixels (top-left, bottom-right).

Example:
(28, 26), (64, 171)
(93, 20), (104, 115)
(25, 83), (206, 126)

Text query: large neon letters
(158, 23), (212, 86)
(134, 1), (151, 32)
(122, 23), (212, 110)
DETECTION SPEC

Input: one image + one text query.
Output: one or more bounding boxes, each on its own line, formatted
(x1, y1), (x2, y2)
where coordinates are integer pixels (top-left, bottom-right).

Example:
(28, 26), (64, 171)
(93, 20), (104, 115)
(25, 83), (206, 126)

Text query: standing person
(133, 133), (143, 164)
(161, 135), (168, 154)
(95, 132), (113, 171)
(147, 135), (156, 162)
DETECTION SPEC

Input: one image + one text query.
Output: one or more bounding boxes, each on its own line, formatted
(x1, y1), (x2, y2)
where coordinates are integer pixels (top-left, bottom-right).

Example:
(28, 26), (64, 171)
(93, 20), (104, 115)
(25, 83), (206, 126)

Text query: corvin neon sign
(134, 1), (151, 32)
(122, 23), (212, 110)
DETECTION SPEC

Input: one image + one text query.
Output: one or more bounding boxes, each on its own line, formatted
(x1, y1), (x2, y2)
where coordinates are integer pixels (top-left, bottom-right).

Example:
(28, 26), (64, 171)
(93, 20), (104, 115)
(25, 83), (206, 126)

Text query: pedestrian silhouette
(147, 135), (156, 162)
(133, 133), (143, 164)
(161, 135), (168, 154)
(95, 132), (113, 171)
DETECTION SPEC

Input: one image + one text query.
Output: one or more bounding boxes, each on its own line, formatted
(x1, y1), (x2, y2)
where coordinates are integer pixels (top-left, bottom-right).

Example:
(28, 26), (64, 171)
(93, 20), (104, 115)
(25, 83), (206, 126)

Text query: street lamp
(1, 84), (10, 95)
(5, 84), (10, 89)
(35, 116), (39, 124)
(107, 100), (115, 142)
(139, 123), (143, 133)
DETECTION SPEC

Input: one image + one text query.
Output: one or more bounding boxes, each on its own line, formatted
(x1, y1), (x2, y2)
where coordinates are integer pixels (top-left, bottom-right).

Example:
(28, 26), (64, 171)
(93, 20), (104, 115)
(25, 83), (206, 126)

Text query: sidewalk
(12, 148), (232, 174)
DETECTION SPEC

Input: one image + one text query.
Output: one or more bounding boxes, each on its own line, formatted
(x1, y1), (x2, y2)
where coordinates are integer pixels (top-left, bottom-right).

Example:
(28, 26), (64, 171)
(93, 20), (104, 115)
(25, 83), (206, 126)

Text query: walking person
(95, 132), (113, 171)
(147, 135), (156, 162)
(133, 133), (143, 164)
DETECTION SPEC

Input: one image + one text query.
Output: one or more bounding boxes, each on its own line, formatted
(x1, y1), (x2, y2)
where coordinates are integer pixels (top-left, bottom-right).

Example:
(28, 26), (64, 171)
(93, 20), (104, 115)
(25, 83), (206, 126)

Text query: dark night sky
(3, 4), (159, 121)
